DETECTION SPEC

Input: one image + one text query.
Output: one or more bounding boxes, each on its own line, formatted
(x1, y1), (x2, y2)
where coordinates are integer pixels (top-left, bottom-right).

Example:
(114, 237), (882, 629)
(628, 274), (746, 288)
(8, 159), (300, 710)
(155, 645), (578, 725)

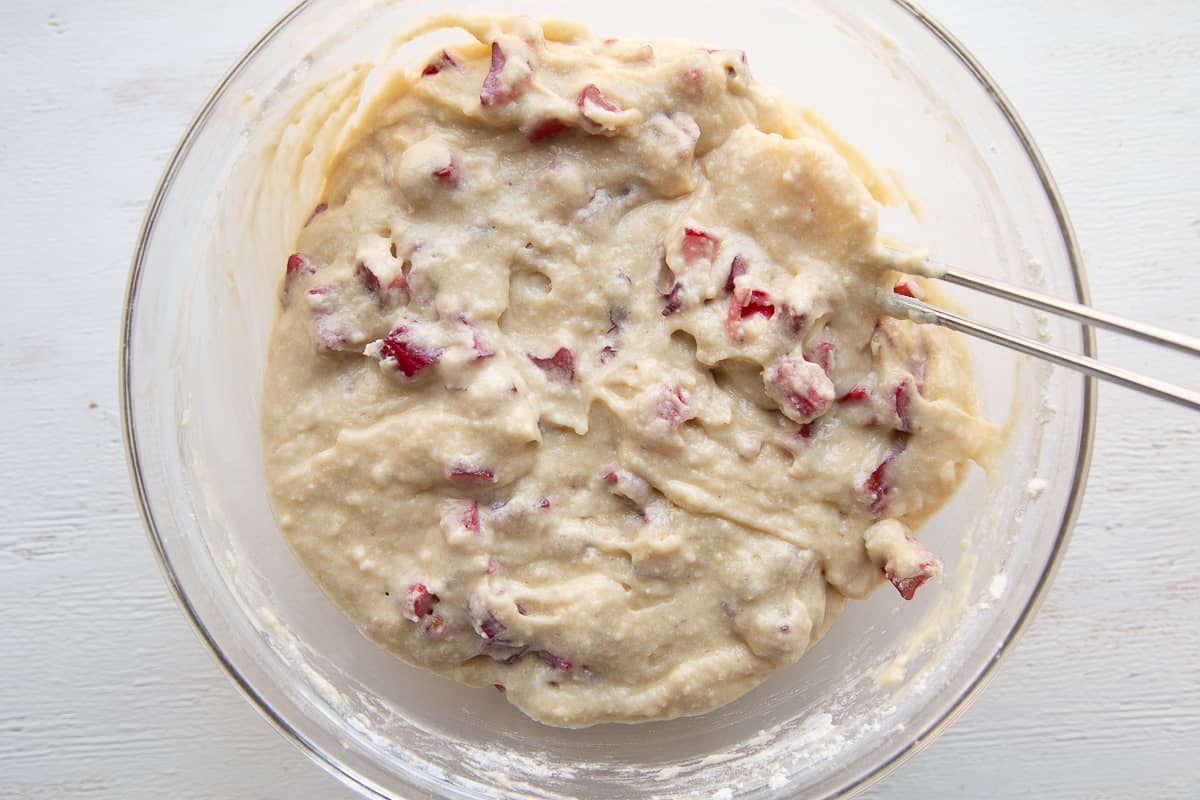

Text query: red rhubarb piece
(357, 262), (380, 293)
(656, 385), (695, 428)
(893, 378), (913, 433)
(681, 227), (717, 266)
(304, 203), (327, 227)
(577, 83), (619, 112)
(526, 117), (567, 142)
(406, 583), (439, 621)
(725, 254), (747, 292)
(376, 327), (440, 377)
(839, 385), (869, 403)
(893, 280), (916, 298)
(480, 42), (511, 106)
(540, 651), (573, 670)
(447, 467), (496, 483)
(421, 50), (458, 77)
(529, 347), (575, 381)
(863, 440), (907, 516)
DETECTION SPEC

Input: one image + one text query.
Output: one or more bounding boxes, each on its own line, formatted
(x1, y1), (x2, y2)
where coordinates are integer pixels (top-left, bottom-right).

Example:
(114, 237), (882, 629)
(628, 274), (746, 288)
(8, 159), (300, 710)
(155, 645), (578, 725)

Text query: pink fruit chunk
(797, 422), (815, 439)
(661, 284), (683, 317)
(421, 50), (458, 77)
(525, 117), (568, 142)
(432, 159), (459, 187)
(726, 288), (776, 340)
(656, 385), (696, 428)
(304, 203), (328, 227)
(281, 252), (316, 304)
(780, 305), (807, 337)
(477, 610), (506, 641)
(681, 227), (717, 266)
(725, 254), (747, 293)
(493, 683), (506, 693)
(480, 42), (514, 106)
(890, 565), (935, 600)
(811, 341), (835, 376)
(863, 440), (907, 516)
(375, 327), (441, 377)
(893, 280), (916, 298)
(285, 252), (313, 280)
(460, 500), (480, 532)
(537, 497), (551, 510)
(893, 378), (913, 433)
(839, 385), (869, 403)
(540, 651), (573, 671)
(681, 66), (705, 90)
(357, 262), (381, 293)
(529, 347), (575, 381)
(405, 583), (439, 622)
(578, 83), (620, 112)
(447, 466), (496, 483)
(765, 357), (835, 424)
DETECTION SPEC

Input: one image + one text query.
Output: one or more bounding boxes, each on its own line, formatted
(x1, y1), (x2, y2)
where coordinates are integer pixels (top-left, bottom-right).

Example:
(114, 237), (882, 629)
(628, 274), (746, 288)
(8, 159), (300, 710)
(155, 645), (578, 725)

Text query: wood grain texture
(1, 1), (1196, 798)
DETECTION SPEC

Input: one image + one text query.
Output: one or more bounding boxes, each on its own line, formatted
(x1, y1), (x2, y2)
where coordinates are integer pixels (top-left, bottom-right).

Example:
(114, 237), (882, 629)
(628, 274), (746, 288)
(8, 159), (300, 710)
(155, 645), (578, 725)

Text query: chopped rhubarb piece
(529, 347), (575, 381)
(862, 440), (907, 516)
(356, 261), (380, 293)
(602, 470), (619, 484)
(405, 583), (439, 621)
(681, 66), (704, 90)
(864, 519), (942, 600)
(738, 289), (775, 319)
(476, 610), (506, 640)
(526, 117), (567, 142)
(797, 422), (815, 439)
(537, 497), (551, 510)
(577, 83), (619, 112)
(812, 341), (835, 375)
(480, 42), (511, 106)
(681, 227), (717, 266)
(726, 288), (777, 339)
(447, 466), (496, 482)
(540, 651), (573, 671)
(599, 345), (619, 363)
(840, 385), (869, 403)
(661, 284), (683, 317)
(781, 305), (807, 336)
(893, 280), (916, 298)
(421, 50), (458, 77)
(432, 159), (458, 187)
(893, 379), (913, 433)
(460, 500), (480, 532)
(493, 683), (506, 693)
(656, 385), (696, 428)
(764, 357), (835, 424)
(285, 252), (313, 280)
(304, 203), (327, 227)
(725, 254), (748, 292)
(388, 273), (408, 291)
(375, 327), (441, 377)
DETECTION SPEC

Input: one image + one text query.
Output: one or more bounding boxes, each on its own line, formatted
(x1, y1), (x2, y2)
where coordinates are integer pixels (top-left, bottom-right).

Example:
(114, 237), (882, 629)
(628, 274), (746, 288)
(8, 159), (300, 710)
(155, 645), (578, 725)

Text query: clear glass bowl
(121, 1), (1095, 797)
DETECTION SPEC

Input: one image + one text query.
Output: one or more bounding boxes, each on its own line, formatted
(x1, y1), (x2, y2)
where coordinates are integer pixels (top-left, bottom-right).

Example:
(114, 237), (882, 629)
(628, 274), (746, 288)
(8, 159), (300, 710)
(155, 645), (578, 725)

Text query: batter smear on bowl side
(261, 14), (999, 727)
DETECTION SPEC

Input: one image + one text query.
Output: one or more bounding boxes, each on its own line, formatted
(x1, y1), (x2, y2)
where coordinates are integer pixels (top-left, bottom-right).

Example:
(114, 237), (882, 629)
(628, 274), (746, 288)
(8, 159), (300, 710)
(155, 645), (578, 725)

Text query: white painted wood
(2, 1), (1197, 797)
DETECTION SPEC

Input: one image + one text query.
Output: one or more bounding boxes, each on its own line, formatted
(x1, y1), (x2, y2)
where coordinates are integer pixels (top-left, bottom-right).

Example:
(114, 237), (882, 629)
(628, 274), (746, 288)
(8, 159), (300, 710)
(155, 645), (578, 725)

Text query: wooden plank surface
(1, 1), (1196, 797)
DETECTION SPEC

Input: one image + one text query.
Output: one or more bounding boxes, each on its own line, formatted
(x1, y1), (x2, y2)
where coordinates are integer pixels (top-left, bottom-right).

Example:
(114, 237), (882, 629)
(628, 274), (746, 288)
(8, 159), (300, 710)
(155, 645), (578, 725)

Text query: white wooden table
(3, 1), (1198, 797)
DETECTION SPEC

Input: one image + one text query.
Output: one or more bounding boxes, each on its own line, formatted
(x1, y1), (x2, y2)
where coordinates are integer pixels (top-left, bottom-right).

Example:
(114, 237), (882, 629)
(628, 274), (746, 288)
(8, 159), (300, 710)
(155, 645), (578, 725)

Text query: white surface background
(2, 1), (1198, 798)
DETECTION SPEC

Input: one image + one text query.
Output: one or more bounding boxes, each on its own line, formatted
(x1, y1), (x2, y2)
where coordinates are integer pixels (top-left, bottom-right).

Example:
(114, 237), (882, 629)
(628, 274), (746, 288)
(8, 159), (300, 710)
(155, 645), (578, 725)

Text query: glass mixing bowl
(120, 0), (1095, 797)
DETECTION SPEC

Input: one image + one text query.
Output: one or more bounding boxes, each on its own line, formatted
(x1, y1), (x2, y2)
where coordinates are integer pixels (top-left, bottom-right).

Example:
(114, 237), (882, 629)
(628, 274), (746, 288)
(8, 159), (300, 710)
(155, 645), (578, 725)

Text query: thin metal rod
(935, 266), (1200, 356)
(889, 294), (1200, 412)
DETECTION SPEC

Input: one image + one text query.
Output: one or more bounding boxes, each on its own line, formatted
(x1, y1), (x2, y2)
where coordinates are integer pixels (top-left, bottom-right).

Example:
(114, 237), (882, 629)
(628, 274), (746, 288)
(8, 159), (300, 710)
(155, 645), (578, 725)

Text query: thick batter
(261, 15), (998, 726)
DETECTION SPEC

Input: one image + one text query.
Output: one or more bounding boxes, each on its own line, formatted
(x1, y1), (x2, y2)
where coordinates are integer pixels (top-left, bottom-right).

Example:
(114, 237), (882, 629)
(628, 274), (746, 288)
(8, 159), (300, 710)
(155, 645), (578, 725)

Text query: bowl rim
(118, 1), (1097, 797)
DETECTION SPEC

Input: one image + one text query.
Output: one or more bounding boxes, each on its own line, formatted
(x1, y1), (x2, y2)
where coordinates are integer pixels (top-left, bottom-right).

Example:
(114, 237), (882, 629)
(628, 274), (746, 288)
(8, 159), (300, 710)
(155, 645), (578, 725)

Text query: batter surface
(261, 15), (998, 726)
